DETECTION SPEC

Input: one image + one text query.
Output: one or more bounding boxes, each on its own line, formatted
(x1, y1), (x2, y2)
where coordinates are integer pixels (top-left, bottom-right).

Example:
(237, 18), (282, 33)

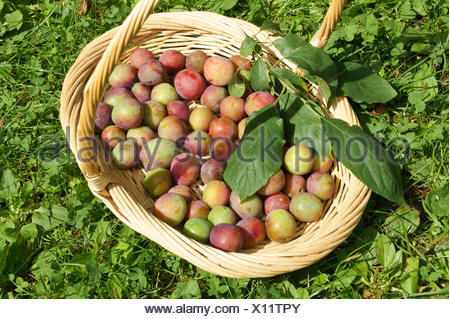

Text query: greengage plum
(186, 200), (210, 220)
(200, 85), (228, 113)
(154, 193), (187, 226)
(200, 159), (225, 184)
(104, 88), (134, 108)
(183, 218), (213, 243)
(220, 96), (245, 122)
(109, 64), (138, 88)
(101, 125), (126, 150)
(129, 48), (154, 69)
(186, 50), (208, 73)
(174, 69), (205, 100)
(257, 170), (285, 196)
(131, 82), (151, 103)
(151, 83), (179, 105)
(237, 118), (246, 139)
(284, 144), (314, 175)
(209, 224), (244, 252)
(158, 116), (188, 142)
(189, 107), (216, 131)
(265, 209), (297, 243)
(209, 118), (237, 139)
(168, 185), (193, 202)
(204, 56), (235, 86)
(111, 98), (144, 129)
(312, 153), (333, 172)
(184, 130), (212, 156)
(230, 192), (263, 219)
(203, 180), (230, 207)
(170, 153), (200, 186)
(159, 50), (185, 74)
(306, 172), (334, 200)
(139, 138), (179, 170)
(207, 206), (237, 226)
(126, 126), (156, 148)
(95, 102), (113, 132)
(244, 91), (276, 116)
(143, 100), (167, 129)
(143, 168), (173, 198)
(167, 101), (190, 122)
(209, 138), (235, 162)
(264, 192), (290, 214)
(283, 174), (306, 197)
(138, 59), (166, 86)
(289, 193), (323, 222)
(111, 140), (139, 169)
(236, 217), (265, 248)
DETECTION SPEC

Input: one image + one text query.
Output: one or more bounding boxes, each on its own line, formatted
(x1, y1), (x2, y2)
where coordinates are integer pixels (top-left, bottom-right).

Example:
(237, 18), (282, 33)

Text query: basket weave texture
(60, 0), (371, 278)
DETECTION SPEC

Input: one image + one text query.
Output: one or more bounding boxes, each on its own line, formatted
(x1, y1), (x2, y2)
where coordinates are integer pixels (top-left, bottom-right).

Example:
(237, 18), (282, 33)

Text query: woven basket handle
(76, 0), (345, 191)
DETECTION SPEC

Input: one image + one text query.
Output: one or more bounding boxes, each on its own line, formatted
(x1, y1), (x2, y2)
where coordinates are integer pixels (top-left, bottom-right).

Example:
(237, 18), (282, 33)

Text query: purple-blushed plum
(244, 91), (276, 116)
(131, 82), (151, 104)
(220, 96), (245, 122)
(289, 193), (323, 222)
(184, 130), (212, 156)
(168, 185), (193, 202)
(104, 87), (134, 108)
(204, 56), (235, 86)
(306, 172), (334, 201)
(203, 180), (230, 208)
(230, 55), (252, 75)
(186, 200), (210, 220)
(154, 193), (187, 226)
(209, 118), (237, 139)
(143, 168), (173, 198)
(159, 50), (185, 74)
(236, 217), (265, 248)
(186, 50), (208, 73)
(238, 118), (247, 139)
(312, 154), (333, 173)
(265, 209), (297, 243)
(109, 64), (138, 88)
(158, 116), (188, 143)
(283, 174), (306, 197)
(284, 144), (314, 175)
(200, 85), (228, 113)
(208, 206), (237, 226)
(167, 101), (190, 122)
(111, 98), (144, 129)
(139, 138), (179, 170)
(95, 102), (113, 132)
(101, 125), (126, 150)
(151, 83), (179, 105)
(126, 126), (156, 148)
(264, 192), (290, 214)
(143, 100), (167, 129)
(200, 159), (225, 184)
(189, 107), (216, 131)
(111, 140), (139, 169)
(257, 170), (285, 196)
(209, 224), (244, 252)
(170, 153), (200, 186)
(129, 48), (154, 69)
(209, 138), (235, 162)
(183, 218), (213, 243)
(138, 59), (166, 86)
(230, 192), (263, 219)
(174, 69), (205, 100)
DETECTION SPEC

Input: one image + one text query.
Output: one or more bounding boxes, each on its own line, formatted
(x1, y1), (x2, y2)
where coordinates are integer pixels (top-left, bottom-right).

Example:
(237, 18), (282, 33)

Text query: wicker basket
(60, 0), (371, 278)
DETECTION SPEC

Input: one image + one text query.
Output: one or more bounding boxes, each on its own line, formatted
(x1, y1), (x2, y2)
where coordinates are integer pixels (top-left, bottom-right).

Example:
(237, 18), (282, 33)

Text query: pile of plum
(95, 47), (334, 252)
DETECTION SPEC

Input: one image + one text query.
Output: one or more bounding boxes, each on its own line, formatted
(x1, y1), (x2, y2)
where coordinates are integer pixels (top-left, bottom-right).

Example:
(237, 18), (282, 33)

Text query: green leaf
(384, 207), (420, 237)
(4, 10), (23, 31)
(19, 224), (39, 241)
(85, 260), (101, 283)
(336, 62), (397, 103)
(171, 280), (202, 298)
(107, 276), (123, 299)
(270, 68), (308, 95)
(374, 234), (397, 268)
(273, 34), (308, 57)
(401, 257), (419, 294)
(240, 36), (258, 57)
(0, 169), (19, 200)
(0, 221), (17, 243)
(215, 0), (238, 11)
(32, 205), (69, 231)
(250, 59), (269, 91)
(321, 118), (404, 203)
(224, 105), (285, 200)
(260, 21), (281, 34)
(228, 72), (246, 97)
(279, 93), (332, 156)
(422, 182), (449, 217)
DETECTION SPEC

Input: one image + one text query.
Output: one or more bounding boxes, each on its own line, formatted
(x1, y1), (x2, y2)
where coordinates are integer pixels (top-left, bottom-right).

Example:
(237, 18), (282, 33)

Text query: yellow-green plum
(139, 138), (179, 170)
(283, 174), (306, 197)
(167, 101), (190, 122)
(104, 88), (134, 108)
(289, 193), (323, 222)
(111, 98), (144, 129)
(183, 218), (213, 243)
(306, 172), (334, 200)
(101, 125), (126, 150)
(236, 217), (265, 248)
(170, 153), (200, 186)
(184, 130), (212, 156)
(186, 50), (208, 73)
(186, 200), (210, 220)
(220, 96), (245, 122)
(126, 126), (156, 148)
(109, 64), (138, 88)
(159, 50), (185, 74)
(244, 91), (276, 116)
(174, 69), (205, 100)
(154, 193), (187, 226)
(95, 102), (113, 132)
(143, 168), (173, 198)
(168, 185), (193, 202)
(257, 170), (285, 196)
(204, 56), (235, 86)
(230, 192), (263, 219)
(209, 224), (244, 252)
(284, 144), (314, 175)
(203, 180), (230, 207)
(200, 85), (228, 113)
(208, 206), (237, 226)
(111, 140), (139, 169)
(143, 100), (167, 130)
(158, 116), (188, 143)
(138, 59), (166, 86)
(264, 192), (290, 214)
(265, 209), (297, 243)
(200, 159), (225, 184)
(151, 83), (179, 105)
(189, 107), (216, 131)
(312, 153), (333, 172)
(131, 82), (151, 104)
(129, 48), (154, 69)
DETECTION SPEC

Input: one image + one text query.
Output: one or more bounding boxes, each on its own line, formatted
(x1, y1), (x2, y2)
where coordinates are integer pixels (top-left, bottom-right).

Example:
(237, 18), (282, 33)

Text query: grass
(0, 0), (448, 298)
